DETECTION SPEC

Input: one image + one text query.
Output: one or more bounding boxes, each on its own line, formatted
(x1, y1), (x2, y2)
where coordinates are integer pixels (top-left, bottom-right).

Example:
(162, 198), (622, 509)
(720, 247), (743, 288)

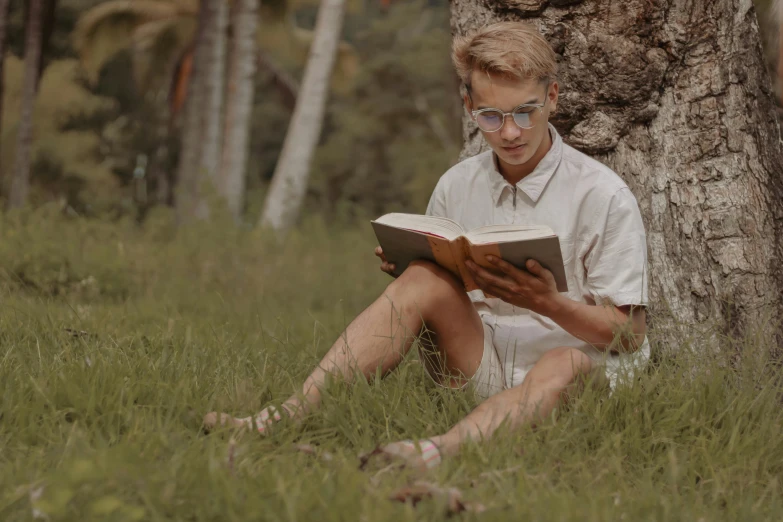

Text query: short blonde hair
(452, 21), (558, 89)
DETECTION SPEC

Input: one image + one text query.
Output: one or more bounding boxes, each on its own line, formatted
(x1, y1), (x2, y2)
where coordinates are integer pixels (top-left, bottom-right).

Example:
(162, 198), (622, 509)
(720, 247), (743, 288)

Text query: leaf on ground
(389, 480), (486, 515)
(63, 328), (95, 339)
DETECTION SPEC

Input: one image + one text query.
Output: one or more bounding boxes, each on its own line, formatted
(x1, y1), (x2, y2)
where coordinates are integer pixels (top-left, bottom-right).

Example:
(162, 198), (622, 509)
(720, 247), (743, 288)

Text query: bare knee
(386, 260), (464, 307)
(528, 347), (594, 393)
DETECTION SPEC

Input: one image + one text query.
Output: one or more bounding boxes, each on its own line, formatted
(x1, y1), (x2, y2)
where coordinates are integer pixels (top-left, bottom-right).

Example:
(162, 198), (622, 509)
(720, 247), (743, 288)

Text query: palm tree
(259, 0), (347, 233)
(200, 0), (227, 189)
(174, 0), (211, 223)
(6, 0), (44, 211)
(0, 0), (11, 185)
(219, 0), (259, 220)
(73, 0), (356, 222)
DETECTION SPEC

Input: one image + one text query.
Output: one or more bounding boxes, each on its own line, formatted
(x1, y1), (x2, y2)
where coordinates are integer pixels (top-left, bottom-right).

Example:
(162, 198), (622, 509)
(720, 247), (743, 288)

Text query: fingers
(522, 259), (556, 286)
(466, 260), (514, 292)
(375, 247), (396, 275)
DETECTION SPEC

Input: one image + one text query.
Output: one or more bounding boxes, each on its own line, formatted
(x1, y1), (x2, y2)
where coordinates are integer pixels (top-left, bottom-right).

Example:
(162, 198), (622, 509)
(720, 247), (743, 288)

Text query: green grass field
(1, 208), (782, 521)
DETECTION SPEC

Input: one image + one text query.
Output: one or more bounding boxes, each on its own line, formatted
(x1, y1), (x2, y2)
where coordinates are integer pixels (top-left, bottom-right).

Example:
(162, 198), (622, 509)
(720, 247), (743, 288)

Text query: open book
(371, 213), (568, 293)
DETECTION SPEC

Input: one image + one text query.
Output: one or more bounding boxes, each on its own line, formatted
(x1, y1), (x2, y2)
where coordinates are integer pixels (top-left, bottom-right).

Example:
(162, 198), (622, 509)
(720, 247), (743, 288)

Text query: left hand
(466, 256), (560, 315)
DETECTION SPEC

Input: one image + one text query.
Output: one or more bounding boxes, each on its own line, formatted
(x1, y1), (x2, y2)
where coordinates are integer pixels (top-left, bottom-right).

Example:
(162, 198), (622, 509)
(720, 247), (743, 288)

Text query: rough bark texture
(259, 0), (346, 233)
(450, 0), (783, 347)
(6, 0), (43, 211)
(777, 0), (782, 103)
(219, 0), (259, 221)
(175, 0), (211, 224)
(0, 0), (11, 185)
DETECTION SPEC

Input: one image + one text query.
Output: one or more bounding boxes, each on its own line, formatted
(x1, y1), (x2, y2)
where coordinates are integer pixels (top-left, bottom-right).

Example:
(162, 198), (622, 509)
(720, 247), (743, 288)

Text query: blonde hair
(452, 21), (558, 89)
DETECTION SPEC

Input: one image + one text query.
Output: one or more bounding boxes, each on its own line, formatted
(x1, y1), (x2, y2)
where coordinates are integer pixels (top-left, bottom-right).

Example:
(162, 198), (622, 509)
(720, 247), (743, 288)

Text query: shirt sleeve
(583, 188), (649, 307)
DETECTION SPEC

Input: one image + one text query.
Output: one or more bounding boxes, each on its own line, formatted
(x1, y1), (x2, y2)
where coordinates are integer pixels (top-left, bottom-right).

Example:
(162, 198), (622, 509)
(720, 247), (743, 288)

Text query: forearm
(541, 294), (645, 352)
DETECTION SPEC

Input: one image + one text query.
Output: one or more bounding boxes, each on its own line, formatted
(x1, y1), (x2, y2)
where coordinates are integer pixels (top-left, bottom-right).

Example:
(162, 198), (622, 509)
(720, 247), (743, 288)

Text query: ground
(1, 208), (781, 521)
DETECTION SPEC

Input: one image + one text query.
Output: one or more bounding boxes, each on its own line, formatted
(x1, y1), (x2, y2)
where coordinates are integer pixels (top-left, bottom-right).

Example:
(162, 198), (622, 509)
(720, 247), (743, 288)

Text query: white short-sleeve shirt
(426, 124), (649, 388)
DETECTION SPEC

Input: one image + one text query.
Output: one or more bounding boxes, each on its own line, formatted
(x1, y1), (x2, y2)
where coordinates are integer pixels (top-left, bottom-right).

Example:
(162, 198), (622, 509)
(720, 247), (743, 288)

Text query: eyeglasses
(471, 103), (545, 132)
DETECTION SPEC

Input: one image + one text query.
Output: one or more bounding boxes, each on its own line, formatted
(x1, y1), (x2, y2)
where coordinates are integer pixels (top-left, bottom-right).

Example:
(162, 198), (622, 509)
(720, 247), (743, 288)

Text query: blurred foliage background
(0, 0), (780, 224)
(0, 0), (462, 222)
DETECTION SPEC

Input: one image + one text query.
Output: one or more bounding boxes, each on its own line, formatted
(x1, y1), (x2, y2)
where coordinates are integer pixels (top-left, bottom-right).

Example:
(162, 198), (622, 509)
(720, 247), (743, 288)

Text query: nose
(500, 114), (521, 142)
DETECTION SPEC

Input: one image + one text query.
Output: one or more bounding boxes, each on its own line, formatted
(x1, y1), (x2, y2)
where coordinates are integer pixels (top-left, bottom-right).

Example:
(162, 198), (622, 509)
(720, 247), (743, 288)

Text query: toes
(203, 412), (220, 431)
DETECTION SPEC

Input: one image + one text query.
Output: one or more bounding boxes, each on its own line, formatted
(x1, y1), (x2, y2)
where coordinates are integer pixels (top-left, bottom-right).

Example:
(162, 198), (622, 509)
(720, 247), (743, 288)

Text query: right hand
(375, 247), (397, 277)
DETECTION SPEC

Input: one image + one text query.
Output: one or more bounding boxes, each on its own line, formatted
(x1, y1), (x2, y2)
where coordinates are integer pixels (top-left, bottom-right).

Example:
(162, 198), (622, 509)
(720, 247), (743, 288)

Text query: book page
(373, 213), (464, 241)
(464, 224), (555, 245)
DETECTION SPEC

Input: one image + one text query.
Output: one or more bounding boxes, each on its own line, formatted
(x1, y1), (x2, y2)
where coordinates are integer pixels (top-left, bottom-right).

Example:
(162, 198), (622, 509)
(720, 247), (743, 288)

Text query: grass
(1, 207), (782, 521)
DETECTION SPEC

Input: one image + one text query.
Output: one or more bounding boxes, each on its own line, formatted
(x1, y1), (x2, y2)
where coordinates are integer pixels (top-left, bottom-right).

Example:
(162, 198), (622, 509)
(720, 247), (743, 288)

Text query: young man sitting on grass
(204, 21), (650, 470)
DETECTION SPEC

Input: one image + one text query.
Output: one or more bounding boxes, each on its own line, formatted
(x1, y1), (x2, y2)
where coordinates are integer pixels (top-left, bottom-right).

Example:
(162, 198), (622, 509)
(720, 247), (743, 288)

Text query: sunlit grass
(1, 208), (782, 521)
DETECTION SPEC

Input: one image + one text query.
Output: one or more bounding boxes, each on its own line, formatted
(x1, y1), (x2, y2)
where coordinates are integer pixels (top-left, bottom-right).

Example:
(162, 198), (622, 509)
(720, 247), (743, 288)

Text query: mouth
(502, 143), (526, 153)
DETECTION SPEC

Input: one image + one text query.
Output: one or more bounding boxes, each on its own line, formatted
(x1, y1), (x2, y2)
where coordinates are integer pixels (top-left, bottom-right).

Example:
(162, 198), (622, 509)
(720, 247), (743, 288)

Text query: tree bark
(6, 0), (43, 211)
(777, 0), (782, 105)
(175, 0), (211, 224)
(0, 0), (11, 186)
(218, 0), (259, 221)
(200, 0), (228, 188)
(259, 0), (346, 234)
(450, 0), (783, 347)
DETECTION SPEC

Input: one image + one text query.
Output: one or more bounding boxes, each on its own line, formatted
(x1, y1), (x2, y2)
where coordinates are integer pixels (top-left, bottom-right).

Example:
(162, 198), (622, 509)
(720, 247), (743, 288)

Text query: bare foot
(360, 440), (442, 473)
(203, 404), (295, 434)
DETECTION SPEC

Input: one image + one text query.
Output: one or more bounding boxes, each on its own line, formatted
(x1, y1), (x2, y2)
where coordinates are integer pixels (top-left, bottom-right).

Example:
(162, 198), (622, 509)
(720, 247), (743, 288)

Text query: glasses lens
(476, 110), (503, 131)
(512, 108), (535, 129)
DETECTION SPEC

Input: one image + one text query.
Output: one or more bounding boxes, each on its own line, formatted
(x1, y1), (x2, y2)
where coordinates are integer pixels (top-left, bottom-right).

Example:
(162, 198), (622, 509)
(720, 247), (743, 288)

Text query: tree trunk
(175, 0), (211, 224)
(6, 0), (43, 211)
(259, 0), (346, 234)
(200, 0), (228, 188)
(777, 0), (783, 104)
(219, 0), (259, 221)
(450, 0), (783, 347)
(0, 0), (11, 185)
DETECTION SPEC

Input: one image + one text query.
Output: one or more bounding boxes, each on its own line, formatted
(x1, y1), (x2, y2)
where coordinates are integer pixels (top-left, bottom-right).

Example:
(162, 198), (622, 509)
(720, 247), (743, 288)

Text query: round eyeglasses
(471, 103), (545, 132)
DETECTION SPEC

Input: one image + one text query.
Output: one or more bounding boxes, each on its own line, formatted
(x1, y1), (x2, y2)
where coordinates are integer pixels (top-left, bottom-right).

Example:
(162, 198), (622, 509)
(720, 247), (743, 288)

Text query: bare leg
(429, 346), (603, 456)
(204, 261), (486, 430)
(283, 260), (487, 416)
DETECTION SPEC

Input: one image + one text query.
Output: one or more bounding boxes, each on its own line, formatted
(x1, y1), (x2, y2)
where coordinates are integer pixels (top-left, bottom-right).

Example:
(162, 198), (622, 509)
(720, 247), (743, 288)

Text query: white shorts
(429, 323), (651, 402)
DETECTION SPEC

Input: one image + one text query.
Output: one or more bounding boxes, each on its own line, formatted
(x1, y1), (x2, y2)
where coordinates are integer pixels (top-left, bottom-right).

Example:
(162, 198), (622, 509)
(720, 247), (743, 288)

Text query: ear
(463, 91), (473, 113)
(547, 81), (559, 114)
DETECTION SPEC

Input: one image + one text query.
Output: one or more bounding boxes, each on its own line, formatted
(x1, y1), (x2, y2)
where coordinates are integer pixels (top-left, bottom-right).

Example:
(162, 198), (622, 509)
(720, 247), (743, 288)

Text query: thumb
(525, 258), (542, 275)
(526, 259), (547, 278)
(527, 259), (555, 284)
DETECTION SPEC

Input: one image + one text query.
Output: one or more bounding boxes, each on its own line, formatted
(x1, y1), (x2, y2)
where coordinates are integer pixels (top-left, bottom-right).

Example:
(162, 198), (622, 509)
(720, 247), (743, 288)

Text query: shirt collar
(486, 123), (563, 205)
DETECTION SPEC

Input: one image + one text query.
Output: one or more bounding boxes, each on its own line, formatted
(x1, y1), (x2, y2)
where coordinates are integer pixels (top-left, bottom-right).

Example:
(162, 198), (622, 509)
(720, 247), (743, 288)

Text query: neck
(496, 127), (553, 185)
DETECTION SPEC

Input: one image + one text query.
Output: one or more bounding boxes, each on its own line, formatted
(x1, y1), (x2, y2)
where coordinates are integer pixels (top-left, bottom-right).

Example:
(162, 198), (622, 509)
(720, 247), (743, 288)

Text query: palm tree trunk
(0, 0), (11, 185)
(259, 0), (346, 234)
(175, 0), (211, 223)
(200, 0), (228, 188)
(218, 0), (259, 221)
(6, 0), (43, 211)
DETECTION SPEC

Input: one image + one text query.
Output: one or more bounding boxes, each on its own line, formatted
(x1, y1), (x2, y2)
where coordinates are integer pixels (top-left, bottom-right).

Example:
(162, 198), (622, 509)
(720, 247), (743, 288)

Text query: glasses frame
(471, 103), (546, 132)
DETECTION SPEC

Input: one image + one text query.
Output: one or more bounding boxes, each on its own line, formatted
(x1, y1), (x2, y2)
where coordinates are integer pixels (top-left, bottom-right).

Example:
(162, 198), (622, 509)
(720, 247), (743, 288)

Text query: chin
(496, 149), (534, 166)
